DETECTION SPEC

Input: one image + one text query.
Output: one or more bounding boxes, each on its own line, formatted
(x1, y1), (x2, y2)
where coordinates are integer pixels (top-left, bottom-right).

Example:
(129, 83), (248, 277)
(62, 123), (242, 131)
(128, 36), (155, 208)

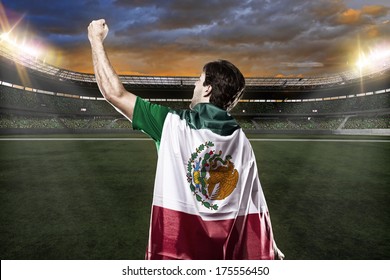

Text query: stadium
(0, 34), (389, 260)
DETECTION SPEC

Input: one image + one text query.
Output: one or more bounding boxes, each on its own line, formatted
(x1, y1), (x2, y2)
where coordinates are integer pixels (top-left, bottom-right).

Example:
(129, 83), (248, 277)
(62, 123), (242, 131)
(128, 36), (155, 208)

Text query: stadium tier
(0, 39), (389, 133)
(1, 39), (390, 99)
(1, 83), (389, 131)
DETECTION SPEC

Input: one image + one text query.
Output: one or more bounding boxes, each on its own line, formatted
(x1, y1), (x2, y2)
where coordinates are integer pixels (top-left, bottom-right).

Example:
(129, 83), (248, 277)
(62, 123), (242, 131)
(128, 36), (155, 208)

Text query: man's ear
(203, 85), (212, 97)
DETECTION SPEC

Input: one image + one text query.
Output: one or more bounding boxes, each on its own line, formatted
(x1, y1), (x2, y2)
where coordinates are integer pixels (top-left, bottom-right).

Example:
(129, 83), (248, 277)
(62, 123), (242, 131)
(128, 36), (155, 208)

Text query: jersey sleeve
(132, 97), (170, 144)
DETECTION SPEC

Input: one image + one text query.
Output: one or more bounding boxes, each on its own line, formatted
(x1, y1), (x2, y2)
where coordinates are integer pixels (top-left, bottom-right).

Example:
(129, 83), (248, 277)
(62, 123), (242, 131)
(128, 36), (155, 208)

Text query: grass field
(0, 133), (389, 260)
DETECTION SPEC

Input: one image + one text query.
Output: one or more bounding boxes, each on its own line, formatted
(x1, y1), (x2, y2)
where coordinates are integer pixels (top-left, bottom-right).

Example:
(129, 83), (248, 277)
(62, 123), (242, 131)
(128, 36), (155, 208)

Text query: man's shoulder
(168, 104), (240, 137)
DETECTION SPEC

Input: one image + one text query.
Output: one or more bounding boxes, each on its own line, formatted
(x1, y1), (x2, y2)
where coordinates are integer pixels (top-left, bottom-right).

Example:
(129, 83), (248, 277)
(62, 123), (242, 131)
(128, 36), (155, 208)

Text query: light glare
(356, 45), (390, 71)
(0, 32), (42, 58)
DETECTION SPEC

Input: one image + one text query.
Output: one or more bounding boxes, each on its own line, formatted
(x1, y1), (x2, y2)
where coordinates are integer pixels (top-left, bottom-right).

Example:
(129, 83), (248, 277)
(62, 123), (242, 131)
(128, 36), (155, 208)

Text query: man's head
(190, 60), (245, 112)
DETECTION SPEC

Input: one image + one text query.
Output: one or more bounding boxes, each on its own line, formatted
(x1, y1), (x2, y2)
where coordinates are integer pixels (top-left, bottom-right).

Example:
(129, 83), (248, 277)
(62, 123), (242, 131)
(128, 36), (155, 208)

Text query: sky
(1, 0), (389, 77)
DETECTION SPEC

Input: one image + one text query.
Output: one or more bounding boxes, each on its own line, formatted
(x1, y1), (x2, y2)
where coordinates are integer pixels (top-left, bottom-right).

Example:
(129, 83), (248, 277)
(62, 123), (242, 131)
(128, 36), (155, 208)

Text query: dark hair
(203, 59), (245, 111)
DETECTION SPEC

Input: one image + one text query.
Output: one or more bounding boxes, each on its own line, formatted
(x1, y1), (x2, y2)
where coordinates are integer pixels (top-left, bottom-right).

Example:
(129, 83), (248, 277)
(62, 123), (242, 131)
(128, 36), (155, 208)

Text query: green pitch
(0, 134), (389, 259)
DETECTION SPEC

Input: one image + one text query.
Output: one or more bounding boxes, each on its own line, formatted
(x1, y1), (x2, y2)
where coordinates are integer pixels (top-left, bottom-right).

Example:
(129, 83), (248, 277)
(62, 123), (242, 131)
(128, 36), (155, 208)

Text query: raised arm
(88, 19), (137, 120)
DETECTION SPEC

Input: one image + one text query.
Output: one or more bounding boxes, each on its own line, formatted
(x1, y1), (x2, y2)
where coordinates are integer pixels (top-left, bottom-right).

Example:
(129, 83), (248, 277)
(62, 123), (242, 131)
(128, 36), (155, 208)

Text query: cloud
(336, 8), (364, 24)
(362, 5), (389, 17)
(281, 62), (325, 68)
(2, 0), (390, 77)
(73, 0), (390, 76)
(334, 4), (389, 25)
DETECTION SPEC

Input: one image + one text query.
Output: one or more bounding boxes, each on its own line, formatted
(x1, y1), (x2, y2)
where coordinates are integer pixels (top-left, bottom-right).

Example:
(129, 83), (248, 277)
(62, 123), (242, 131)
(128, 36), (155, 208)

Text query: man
(88, 19), (284, 260)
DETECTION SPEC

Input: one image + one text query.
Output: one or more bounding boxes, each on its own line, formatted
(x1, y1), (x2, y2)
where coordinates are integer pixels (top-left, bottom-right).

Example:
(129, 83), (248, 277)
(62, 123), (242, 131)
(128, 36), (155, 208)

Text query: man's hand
(88, 19), (109, 44)
(275, 246), (285, 260)
(274, 241), (285, 260)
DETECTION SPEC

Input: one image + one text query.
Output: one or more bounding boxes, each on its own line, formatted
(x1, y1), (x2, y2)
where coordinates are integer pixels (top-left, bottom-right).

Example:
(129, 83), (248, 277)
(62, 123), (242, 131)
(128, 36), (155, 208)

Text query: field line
(0, 138), (151, 141)
(0, 137), (389, 143)
(249, 138), (390, 143)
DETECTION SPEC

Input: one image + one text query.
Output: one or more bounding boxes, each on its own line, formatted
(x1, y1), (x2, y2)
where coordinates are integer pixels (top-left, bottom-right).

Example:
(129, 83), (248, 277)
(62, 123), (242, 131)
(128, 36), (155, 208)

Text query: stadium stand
(1, 81), (389, 132)
(1, 38), (389, 134)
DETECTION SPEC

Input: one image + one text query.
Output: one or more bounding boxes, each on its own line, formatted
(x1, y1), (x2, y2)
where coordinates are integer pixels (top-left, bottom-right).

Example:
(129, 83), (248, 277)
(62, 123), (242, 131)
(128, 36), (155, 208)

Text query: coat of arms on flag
(186, 141), (239, 210)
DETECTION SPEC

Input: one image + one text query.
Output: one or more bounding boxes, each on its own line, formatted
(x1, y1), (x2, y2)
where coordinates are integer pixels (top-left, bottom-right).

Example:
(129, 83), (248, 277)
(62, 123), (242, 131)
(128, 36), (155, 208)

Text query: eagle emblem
(186, 141), (239, 210)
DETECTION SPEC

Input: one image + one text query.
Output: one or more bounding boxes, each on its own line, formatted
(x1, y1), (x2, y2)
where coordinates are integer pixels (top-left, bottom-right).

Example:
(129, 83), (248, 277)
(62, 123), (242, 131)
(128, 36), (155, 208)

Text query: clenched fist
(88, 19), (109, 44)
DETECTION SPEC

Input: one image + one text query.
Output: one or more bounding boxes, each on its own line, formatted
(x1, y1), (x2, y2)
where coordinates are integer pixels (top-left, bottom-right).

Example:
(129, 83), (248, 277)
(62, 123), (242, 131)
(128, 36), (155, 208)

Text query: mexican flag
(133, 98), (275, 260)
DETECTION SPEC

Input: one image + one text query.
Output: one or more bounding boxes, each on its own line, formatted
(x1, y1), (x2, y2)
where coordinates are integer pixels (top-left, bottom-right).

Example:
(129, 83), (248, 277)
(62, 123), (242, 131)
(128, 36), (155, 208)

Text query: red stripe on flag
(146, 205), (274, 260)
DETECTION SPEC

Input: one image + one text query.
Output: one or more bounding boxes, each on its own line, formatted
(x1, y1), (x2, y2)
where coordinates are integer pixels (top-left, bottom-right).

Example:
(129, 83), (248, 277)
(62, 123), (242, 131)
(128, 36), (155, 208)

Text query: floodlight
(0, 31), (42, 58)
(0, 32), (10, 41)
(356, 45), (390, 71)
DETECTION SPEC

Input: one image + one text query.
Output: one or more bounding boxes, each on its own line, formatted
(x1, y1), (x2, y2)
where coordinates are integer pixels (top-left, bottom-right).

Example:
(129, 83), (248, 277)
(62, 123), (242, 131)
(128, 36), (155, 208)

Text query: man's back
(133, 100), (275, 259)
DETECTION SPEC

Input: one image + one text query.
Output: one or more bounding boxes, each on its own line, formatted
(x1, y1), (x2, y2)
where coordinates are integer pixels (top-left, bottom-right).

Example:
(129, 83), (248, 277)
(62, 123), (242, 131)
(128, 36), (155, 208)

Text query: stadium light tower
(356, 45), (390, 72)
(0, 31), (42, 58)
(0, 32), (9, 40)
